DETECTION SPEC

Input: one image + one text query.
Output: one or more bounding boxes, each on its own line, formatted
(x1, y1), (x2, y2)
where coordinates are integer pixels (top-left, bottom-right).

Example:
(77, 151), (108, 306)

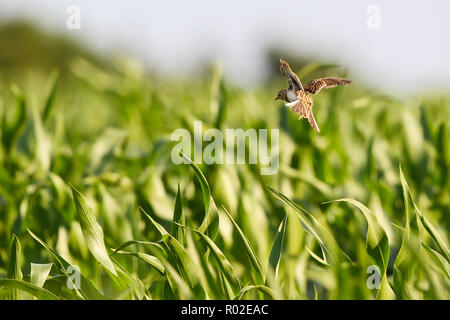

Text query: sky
(1, 0), (450, 95)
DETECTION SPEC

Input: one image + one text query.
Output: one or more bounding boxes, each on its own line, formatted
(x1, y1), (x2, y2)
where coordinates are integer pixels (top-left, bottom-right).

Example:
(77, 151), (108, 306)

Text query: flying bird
(275, 58), (351, 132)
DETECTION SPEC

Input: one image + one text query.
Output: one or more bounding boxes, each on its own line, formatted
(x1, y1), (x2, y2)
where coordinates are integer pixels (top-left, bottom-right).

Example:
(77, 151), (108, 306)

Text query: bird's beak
(274, 96), (279, 101)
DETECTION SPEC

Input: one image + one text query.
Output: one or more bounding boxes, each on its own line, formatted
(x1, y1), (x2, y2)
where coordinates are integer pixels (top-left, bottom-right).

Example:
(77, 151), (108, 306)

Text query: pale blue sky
(1, 0), (450, 95)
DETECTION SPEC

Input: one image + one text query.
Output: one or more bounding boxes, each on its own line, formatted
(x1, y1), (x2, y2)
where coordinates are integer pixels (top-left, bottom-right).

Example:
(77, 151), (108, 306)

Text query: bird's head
(274, 90), (287, 101)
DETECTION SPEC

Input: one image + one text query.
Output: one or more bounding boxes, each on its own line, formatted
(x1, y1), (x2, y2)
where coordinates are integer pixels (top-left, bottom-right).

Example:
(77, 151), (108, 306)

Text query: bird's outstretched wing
(304, 77), (351, 94)
(280, 58), (303, 91)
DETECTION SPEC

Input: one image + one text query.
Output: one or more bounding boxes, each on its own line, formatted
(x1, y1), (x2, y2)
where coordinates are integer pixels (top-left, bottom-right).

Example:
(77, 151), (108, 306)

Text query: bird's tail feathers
(308, 110), (320, 132)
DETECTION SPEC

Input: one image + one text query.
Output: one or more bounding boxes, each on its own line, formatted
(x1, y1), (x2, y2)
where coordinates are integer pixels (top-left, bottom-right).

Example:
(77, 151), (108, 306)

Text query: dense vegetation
(0, 24), (448, 300)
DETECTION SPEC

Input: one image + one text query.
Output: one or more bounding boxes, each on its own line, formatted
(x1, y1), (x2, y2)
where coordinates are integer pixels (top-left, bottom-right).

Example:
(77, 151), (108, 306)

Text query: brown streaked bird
(275, 58), (351, 132)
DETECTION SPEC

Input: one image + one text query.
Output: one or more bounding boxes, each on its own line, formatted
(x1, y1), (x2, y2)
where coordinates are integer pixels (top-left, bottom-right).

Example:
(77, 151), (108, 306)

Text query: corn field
(0, 55), (448, 300)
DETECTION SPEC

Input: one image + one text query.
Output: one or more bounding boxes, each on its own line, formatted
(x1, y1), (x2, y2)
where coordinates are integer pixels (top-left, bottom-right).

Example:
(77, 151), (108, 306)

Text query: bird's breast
(286, 90), (298, 102)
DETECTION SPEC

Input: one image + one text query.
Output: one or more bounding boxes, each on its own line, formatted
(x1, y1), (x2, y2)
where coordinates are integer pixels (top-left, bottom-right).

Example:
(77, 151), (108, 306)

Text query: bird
(275, 58), (351, 132)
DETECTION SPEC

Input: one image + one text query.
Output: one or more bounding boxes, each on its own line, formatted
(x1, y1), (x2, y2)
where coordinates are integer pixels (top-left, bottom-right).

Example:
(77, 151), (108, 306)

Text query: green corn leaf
(177, 223), (241, 290)
(27, 228), (108, 300)
(415, 205), (449, 262)
(185, 231), (217, 299)
(180, 151), (219, 239)
(210, 64), (228, 129)
(6, 234), (23, 300)
(109, 256), (150, 300)
(393, 166), (422, 299)
(326, 198), (394, 300)
(268, 186), (348, 266)
(30, 263), (53, 288)
(42, 70), (59, 123)
(110, 240), (164, 257)
(140, 208), (198, 287)
(421, 242), (450, 280)
(235, 285), (277, 300)
(140, 207), (169, 236)
(0, 279), (59, 300)
(267, 214), (288, 281)
(170, 184), (185, 243)
(31, 103), (52, 172)
(2, 85), (27, 156)
(222, 205), (264, 284)
(113, 250), (165, 274)
(149, 248), (193, 299)
(313, 285), (319, 300)
(71, 185), (117, 276)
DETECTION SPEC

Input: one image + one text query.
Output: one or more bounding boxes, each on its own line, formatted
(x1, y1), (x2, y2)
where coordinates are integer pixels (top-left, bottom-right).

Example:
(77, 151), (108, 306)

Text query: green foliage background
(0, 23), (448, 300)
